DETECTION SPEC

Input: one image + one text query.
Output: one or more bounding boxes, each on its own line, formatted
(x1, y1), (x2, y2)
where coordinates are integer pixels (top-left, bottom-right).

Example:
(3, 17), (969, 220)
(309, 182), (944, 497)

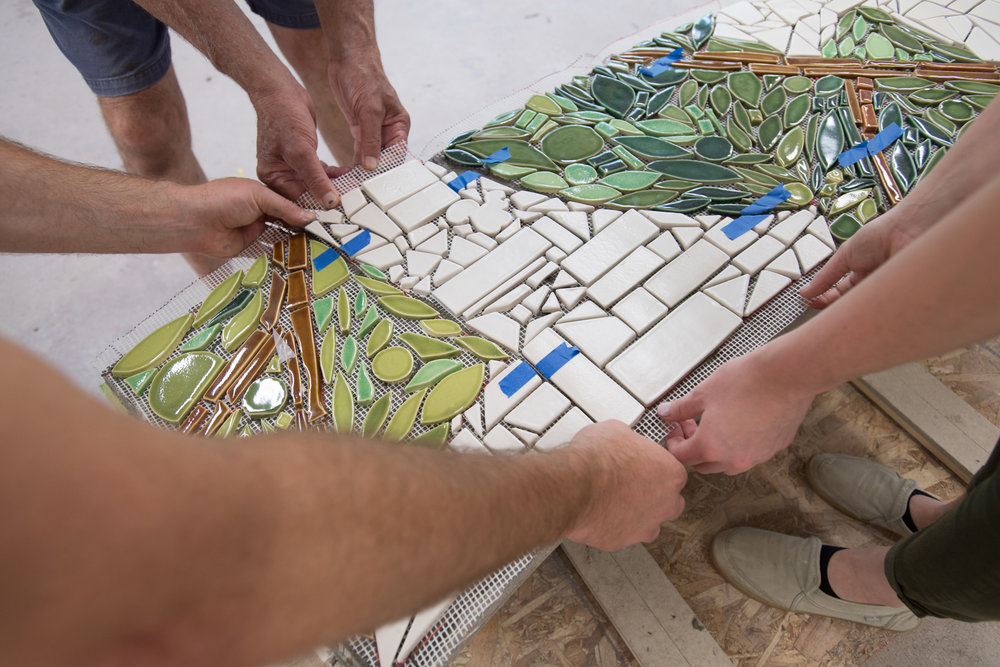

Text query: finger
(656, 393), (703, 424)
(288, 148), (340, 209)
(665, 433), (705, 467)
(692, 461), (731, 475)
(799, 245), (851, 302)
(258, 170), (307, 202)
(253, 186), (317, 228)
(325, 163), (355, 179)
(679, 418), (698, 438)
(355, 102), (387, 171)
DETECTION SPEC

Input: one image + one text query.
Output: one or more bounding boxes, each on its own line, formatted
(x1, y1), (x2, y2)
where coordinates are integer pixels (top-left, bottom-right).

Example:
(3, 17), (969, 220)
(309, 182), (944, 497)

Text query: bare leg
(266, 24), (355, 166)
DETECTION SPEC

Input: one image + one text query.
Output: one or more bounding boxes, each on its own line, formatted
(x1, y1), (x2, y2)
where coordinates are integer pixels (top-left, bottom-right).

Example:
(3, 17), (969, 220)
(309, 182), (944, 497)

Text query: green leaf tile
(443, 147), (481, 167)
(612, 135), (689, 160)
(148, 351), (223, 424)
(875, 77), (934, 93)
(726, 118), (753, 153)
(366, 319), (393, 358)
(815, 75), (844, 97)
(560, 184), (622, 204)
(372, 346), (414, 384)
(784, 182), (813, 206)
(609, 119), (643, 136)
(640, 65), (688, 88)
(709, 85), (732, 117)
(591, 75), (636, 118)
(564, 163), (599, 185)
(356, 363), (375, 407)
(940, 99), (974, 123)
(865, 31), (895, 59)
(852, 14), (867, 42)
(685, 186), (747, 201)
(597, 170), (660, 191)
(692, 136), (732, 162)
(411, 423), (450, 450)
(383, 388), (426, 441)
(928, 42), (981, 63)
(690, 12), (715, 50)
(354, 275), (402, 297)
(760, 87), (786, 117)
(782, 76), (812, 95)
(418, 319), (463, 337)
(242, 255), (267, 288)
(838, 35), (856, 57)
(458, 139), (558, 171)
(405, 359), (464, 393)
(878, 101), (903, 132)
(521, 171), (570, 193)
(857, 197), (878, 222)
(783, 94), (810, 128)
(216, 409), (243, 438)
(830, 213), (862, 240)
(205, 290), (253, 328)
(635, 118), (695, 137)
(889, 143), (918, 194)
(727, 71), (762, 108)
(398, 332), (462, 361)
(758, 115), (783, 151)
(341, 335), (358, 374)
(361, 394), (392, 438)
(124, 368), (157, 396)
(220, 289), (264, 353)
(909, 88), (955, 106)
(320, 327), (336, 383)
(540, 125), (605, 163)
(655, 197), (710, 213)
(180, 323), (222, 352)
(491, 163), (538, 179)
(647, 159), (741, 183)
(837, 10), (856, 40)
(857, 6), (892, 22)
(775, 127), (805, 168)
(946, 80), (1000, 95)
(923, 108), (956, 135)
(678, 79), (699, 107)
(691, 68), (726, 85)
(420, 363), (485, 425)
(353, 289), (367, 318)
(378, 295), (440, 319)
(337, 287), (351, 333)
(907, 116), (953, 146)
(526, 93), (562, 116)
(193, 271), (244, 328)
(608, 190), (677, 208)
(360, 264), (388, 281)
(358, 306), (380, 338)
(331, 373), (354, 433)
(454, 336), (509, 361)
(313, 296), (335, 333)
(816, 111), (845, 171)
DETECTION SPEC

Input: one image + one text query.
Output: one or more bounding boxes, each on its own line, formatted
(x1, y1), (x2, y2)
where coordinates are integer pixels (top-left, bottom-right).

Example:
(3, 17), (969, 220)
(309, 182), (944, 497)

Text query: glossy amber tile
(856, 76), (874, 90)
(261, 269), (286, 332)
(295, 408), (309, 431)
(289, 304), (328, 422)
(861, 104), (878, 132)
(802, 67), (901, 78)
(844, 79), (862, 124)
(872, 152), (902, 205)
(287, 233), (308, 270)
(622, 48), (673, 58)
(671, 61), (740, 70)
(286, 270), (309, 310)
(911, 61), (997, 72)
(226, 332), (277, 405)
(858, 88), (873, 104)
(272, 240), (286, 270)
(863, 61), (918, 70)
(786, 56), (861, 66)
(180, 404), (210, 434)
(204, 330), (268, 403)
(283, 329), (304, 409)
(692, 50), (781, 64)
(202, 402), (233, 437)
(916, 71), (1000, 82)
(749, 64), (801, 75)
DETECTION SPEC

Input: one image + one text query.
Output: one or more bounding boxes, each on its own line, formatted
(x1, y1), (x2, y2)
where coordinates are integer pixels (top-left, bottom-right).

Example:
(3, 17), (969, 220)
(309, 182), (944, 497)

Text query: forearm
(316, 0), (379, 61)
(761, 171), (1000, 395)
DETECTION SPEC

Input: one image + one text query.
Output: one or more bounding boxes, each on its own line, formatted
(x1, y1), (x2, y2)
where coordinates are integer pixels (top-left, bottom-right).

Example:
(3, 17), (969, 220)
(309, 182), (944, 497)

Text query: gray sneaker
(807, 453), (935, 537)
(712, 527), (919, 631)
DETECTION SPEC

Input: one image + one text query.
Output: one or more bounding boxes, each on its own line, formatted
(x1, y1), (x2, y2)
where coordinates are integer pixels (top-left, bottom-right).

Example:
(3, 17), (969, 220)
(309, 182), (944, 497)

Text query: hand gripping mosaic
(100, 0), (1000, 664)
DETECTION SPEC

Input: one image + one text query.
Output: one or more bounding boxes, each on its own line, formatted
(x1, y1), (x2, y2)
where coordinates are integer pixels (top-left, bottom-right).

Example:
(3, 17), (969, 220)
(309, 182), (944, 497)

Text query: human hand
(254, 84), (342, 208)
(327, 54), (410, 171)
(658, 353), (815, 475)
(801, 209), (928, 308)
(563, 421), (687, 551)
(176, 178), (315, 259)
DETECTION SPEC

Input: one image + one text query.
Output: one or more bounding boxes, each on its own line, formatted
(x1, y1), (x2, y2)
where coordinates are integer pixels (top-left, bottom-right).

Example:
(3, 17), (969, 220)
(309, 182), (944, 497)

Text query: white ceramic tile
(766, 248), (802, 280)
(353, 243), (404, 270)
(695, 215), (721, 230)
(542, 293), (561, 313)
(447, 235), (489, 267)
(560, 210), (658, 286)
(470, 205), (514, 236)
(465, 312), (521, 352)
(611, 287), (668, 335)
(555, 315), (636, 367)
(527, 262), (559, 289)
(768, 209), (815, 245)
(733, 235), (786, 274)
(396, 597), (456, 664)
(788, 33), (821, 54)
(460, 187), (483, 203)
(467, 231), (498, 250)
(534, 407), (595, 452)
(362, 160), (438, 209)
(511, 190), (548, 210)
(905, 1), (956, 20)
(446, 198), (479, 225)
(304, 221), (337, 246)
(351, 202), (404, 241)
(644, 239), (730, 308)
(586, 246), (666, 309)
(713, 22), (755, 41)
(641, 210), (701, 228)
(432, 259), (462, 286)
(504, 383), (572, 433)
(703, 273), (750, 315)
(510, 426), (539, 446)
(528, 197), (568, 213)
(703, 220), (759, 256)
(523, 312), (563, 347)
(523, 286), (549, 315)
(375, 617), (410, 667)
(452, 223), (474, 237)
(346, 228), (387, 252)
(744, 270), (793, 316)
(394, 235), (410, 254)
(329, 222), (360, 240)
(721, 1), (768, 24)
(488, 360), (508, 379)
(591, 208), (622, 233)
(496, 219), (522, 242)
(806, 216), (836, 249)
(387, 181), (460, 233)
(405, 249), (441, 278)
(416, 229), (449, 256)
(769, 0), (809, 24)
(510, 304), (532, 325)
(531, 215), (584, 253)
(522, 329), (645, 425)
(407, 223), (437, 249)
(449, 428), (491, 454)
(340, 187), (367, 217)
(560, 300), (606, 323)
(514, 209), (544, 224)
(316, 208), (345, 224)
(793, 234), (834, 273)
(425, 161), (448, 178)
(413, 276), (432, 296)
(608, 292), (743, 406)
(399, 276), (419, 289)
(557, 286), (587, 309)
(965, 24), (1000, 59)
(388, 265), (404, 283)
(567, 201), (595, 213)
(484, 424), (528, 453)
(672, 226), (703, 250)
(549, 210), (591, 240)
(483, 285), (531, 315)
(552, 269), (578, 289)
(545, 247), (567, 263)
(704, 264), (742, 288)
(464, 401), (484, 437)
(480, 176), (515, 194)
(462, 257), (546, 318)
(483, 361), (543, 431)
(956, 0), (987, 12)
(647, 230), (683, 263)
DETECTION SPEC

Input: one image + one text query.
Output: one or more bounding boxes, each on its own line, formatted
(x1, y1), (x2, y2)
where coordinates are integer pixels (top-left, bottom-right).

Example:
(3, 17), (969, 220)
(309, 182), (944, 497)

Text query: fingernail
(299, 209), (317, 223)
(656, 401), (671, 418)
(326, 195), (340, 209)
(363, 157), (378, 171)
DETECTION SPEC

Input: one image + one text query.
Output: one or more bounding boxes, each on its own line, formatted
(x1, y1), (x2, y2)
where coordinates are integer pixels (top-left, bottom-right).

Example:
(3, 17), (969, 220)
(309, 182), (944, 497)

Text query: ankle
(908, 492), (958, 531)
(827, 547), (904, 607)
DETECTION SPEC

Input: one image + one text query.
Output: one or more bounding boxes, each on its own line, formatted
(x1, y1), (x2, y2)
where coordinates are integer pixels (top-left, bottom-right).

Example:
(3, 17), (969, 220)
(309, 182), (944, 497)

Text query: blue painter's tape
(838, 122), (903, 167)
(482, 147), (511, 164)
(313, 247), (340, 271)
(721, 185), (791, 239)
(498, 360), (538, 398)
(535, 343), (580, 380)
(640, 48), (684, 77)
(340, 229), (371, 257)
(447, 170), (481, 192)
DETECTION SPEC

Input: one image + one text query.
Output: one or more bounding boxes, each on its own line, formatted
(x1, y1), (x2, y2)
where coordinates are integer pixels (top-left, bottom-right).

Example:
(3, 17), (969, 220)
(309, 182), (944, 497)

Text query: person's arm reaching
(132, 0), (343, 207)
(661, 168), (1000, 474)
(802, 93), (1000, 307)
(0, 339), (686, 666)
(0, 138), (314, 255)
(316, 0), (411, 171)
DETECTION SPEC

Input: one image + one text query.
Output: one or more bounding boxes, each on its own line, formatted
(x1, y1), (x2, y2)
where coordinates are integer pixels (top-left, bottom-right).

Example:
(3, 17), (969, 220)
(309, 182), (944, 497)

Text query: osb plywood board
(644, 382), (966, 667)
(924, 337), (1000, 430)
(451, 550), (638, 667)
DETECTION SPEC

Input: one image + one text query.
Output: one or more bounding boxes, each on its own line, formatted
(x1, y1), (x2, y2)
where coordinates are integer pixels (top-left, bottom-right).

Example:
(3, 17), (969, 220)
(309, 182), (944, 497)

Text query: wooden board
(853, 362), (998, 482)
(562, 541), (731, 667)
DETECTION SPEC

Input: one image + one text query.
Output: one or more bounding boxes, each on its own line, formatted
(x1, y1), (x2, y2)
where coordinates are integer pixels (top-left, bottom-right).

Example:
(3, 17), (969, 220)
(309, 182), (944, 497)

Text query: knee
(101, 95), (193, 178)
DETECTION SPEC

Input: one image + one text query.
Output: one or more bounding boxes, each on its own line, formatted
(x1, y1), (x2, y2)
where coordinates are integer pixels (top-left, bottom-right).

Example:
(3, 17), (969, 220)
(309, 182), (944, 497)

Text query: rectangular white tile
(644, 239), (729, 308)
(560, 210), (658, 285)
(361, 160), (438, 209)
(462, 257), (547, 319)
(483, 284), (532, 315)
(434, 227), (551, 315)
(522, 329), (645, 425)
(611, 287), (668, 335)
(586, 246), (666, 309)
(387, 181), (460, 233)
(504, 383), (572, 433)
(555, 315), (636, 367)
(531, 215), (584, 254)
(534, 407), (594, 452)
(527, 262), (559, 289)
(607, 292), (742, 406)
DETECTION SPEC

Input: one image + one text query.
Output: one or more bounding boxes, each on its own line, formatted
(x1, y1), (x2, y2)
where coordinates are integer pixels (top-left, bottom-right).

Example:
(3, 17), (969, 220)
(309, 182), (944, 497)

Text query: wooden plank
(853, 362), (997, 482)
(562, 541), (731, 667)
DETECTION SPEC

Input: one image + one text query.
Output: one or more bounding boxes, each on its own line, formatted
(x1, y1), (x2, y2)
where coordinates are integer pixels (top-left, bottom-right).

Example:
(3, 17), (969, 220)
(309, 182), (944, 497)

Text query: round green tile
(539, 125), (605, 163)
(597, 170), (660, 191)
(148, 352), (224, 424)
(560, 184), (622, 204)
(693, 136), (733, 161)
(565, 163), (598, 185)
(940, 99), (974, 123)
(521, 170), (570, 193)
(242, 377), (288, 418)
(371, 347), (414, 384)
(829, 214), (862, 240)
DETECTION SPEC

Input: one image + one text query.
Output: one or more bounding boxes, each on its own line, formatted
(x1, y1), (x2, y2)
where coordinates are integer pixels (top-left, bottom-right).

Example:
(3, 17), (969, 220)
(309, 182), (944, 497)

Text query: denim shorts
(33, 0), (320, 97)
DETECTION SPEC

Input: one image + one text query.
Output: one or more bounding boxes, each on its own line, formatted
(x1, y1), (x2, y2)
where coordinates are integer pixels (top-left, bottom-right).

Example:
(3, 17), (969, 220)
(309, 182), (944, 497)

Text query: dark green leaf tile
(909, 88), (956, 106)
(647, 159), (741, 183)
(443, 148), (482, 167)
(830, 213), (862, 240)
(875, 77), (934, 92)
(725, 152), (772, 164)
(654, 179), (698, 190)
(965, 94), (996, 110)
(690, 12), (715, 50)
(685, 186), (747, 201)
(613, 135), (690, 159)
(923, 107), (956, 135)
(760, 86), (786, 117)
(733, 166), (778, 186)
(837, 10), (856, 40)
(692, 68), (727, 85)
(459, 139), (559, 171)
(707, 203), (748, 216)
(946, 80), (1000, 95)
(940, 99), (974, 123)
(857, 6), (892, 22)
(783, 94), (810, 128)
(607, 189), (677, 209)
(906, 115), (953, 146)
(646, 87), (675, 116)
(878, 101), (903, 131)
(640, 66), (688, 88)
(592, 75), (636, 118)
(728, 71), (762, 108)
(636, 118), (694, 136)
(693, 136), (733, 161)
(928, 42), (982, 63)
(655, 197), (710, 213)
(598, 170), (659, 191)
(758, 114), (783, 151)
(889, 143), (917, 194)
(727, 118), (753, 152)
(816, 110), (845, 170)
(678, 79), (699, 107)
(815, 75), (844, 97)
(709, 84), (732, 116)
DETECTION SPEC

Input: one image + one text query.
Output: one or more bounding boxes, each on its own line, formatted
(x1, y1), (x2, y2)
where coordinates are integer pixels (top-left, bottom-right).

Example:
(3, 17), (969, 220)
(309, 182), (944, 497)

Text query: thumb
(656, 392), (703, 424)
(799, 245), (849, 302)
(254, 187), (316, 228)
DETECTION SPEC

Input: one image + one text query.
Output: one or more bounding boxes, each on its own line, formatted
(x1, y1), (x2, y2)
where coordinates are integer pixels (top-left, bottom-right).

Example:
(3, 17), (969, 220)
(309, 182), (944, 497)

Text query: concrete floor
(1, 1), (998, 665)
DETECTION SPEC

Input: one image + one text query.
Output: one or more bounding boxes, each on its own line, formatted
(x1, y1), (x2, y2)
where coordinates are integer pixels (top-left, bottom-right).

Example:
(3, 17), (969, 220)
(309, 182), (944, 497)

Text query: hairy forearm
(316, 0), (379, 60)
(761, 171), (1000, 395)
(0, 339), (592, 666)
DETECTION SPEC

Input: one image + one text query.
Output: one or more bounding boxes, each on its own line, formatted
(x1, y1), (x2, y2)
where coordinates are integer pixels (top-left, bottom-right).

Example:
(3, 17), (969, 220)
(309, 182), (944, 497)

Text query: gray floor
(1, 1), (997, 664)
